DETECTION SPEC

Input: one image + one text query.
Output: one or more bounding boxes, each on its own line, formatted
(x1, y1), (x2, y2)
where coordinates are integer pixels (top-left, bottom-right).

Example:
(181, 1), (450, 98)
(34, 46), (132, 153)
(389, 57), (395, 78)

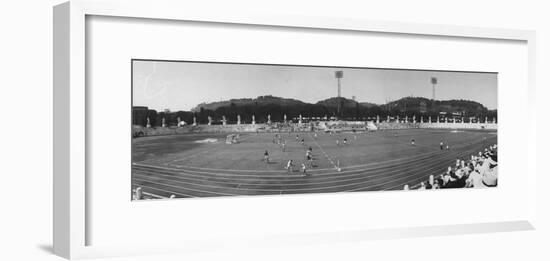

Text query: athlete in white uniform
(286, 160), (294, 173)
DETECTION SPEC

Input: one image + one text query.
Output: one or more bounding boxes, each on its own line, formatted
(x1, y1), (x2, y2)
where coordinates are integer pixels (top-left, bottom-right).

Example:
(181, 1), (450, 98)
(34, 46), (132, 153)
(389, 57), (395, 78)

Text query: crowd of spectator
(405, 144), (498, 190)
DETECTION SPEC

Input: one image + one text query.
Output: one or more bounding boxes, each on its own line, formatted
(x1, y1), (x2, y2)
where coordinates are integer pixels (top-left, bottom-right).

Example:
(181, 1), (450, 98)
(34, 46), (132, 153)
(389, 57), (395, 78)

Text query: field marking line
(307, 133), (340, 170)
(133, 177), (239, 196)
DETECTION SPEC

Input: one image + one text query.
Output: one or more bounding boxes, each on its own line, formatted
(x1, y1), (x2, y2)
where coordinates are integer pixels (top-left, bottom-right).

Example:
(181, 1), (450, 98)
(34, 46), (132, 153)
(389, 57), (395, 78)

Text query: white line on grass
(308, 133), (339, 171)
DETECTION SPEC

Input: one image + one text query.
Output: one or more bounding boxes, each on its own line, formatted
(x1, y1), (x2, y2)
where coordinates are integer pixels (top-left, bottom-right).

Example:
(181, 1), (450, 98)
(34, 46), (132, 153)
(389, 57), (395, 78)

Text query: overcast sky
(132, 60), (498, 112)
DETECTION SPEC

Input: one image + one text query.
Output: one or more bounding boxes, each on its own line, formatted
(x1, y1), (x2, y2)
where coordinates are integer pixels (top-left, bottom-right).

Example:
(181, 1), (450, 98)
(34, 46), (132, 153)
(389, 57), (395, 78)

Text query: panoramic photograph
(131, 59), (498, 200)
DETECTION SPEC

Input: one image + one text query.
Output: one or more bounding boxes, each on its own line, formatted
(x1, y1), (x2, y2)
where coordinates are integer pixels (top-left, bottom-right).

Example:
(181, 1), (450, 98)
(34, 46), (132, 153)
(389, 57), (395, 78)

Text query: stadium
(131, 61), (498, 200)
(132, 117), (497, 199)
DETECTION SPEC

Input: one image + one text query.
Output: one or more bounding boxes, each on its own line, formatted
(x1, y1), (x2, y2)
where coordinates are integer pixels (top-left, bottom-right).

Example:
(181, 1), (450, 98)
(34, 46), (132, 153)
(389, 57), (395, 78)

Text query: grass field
(132, 128), (497, 199)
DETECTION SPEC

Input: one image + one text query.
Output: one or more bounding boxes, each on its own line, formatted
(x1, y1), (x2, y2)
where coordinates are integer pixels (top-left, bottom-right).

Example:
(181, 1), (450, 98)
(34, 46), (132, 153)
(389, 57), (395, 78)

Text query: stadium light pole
(431, 77), (437, 101)
(431, 77), (437, 116)
(335, 70), (344, 119)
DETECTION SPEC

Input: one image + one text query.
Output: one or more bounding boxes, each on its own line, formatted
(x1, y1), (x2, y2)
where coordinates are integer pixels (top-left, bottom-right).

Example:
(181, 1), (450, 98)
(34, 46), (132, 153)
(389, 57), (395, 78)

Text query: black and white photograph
(131, 60), (498, 200)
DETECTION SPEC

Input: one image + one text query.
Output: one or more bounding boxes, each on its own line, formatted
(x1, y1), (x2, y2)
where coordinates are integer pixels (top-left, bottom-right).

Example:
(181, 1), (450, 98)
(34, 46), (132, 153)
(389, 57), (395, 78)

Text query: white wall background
(0, 0), (548, 260)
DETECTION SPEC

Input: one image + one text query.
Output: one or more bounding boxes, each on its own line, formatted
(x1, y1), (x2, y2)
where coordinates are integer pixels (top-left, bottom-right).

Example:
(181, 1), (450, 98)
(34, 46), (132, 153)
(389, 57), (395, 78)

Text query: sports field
(132, 128), (497, 199)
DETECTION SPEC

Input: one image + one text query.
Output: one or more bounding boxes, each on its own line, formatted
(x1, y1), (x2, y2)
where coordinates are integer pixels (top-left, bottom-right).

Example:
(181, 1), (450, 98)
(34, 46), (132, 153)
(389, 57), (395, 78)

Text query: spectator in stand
(433, 179), (441, 189)
(441, 172), (451, 188)
(482, 154), (498, 187)
(426, 175), (435, 189)
(466, 168), (485, 188)
(454, 168), (467, 188)
(419, 182), (426, 190)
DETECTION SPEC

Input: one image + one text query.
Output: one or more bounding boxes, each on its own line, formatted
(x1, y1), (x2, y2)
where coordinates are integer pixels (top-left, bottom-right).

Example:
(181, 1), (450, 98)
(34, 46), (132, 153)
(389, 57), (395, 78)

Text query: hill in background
(136, 95), (496, 126)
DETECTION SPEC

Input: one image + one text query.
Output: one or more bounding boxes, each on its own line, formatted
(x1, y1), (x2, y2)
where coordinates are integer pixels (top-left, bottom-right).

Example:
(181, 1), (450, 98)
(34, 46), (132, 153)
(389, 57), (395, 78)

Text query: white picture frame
(53, 0), (537, 259)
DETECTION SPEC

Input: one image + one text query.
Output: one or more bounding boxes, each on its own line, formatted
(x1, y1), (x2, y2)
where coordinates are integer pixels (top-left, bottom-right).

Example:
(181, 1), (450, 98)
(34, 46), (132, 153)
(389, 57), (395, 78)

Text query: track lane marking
(132, 146), (482, 187)
(133, 145), (483, 193)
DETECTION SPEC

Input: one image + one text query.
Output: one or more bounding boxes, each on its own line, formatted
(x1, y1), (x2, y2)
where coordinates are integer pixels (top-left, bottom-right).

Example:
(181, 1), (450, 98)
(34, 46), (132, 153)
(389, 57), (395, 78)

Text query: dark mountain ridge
(135, 95), (496, 126)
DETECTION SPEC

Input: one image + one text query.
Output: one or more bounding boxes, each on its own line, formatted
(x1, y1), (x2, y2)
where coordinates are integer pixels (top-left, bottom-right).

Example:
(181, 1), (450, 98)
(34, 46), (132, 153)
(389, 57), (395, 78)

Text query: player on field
(301, 163), (307, 176)
(305, 148), (312, 159)
(343, 137), (348, 145)
(440, 141), (444, 150)
(301, 138), (305, 146)
(281, 141), (286, 152)
(286, 159), (294, 173)
(296, 134), (299, 142)
(336, 139), (340, 146)
(411, 138), (416, 146)
(306, 151), (313, 167)
(264, 150), (270, 163)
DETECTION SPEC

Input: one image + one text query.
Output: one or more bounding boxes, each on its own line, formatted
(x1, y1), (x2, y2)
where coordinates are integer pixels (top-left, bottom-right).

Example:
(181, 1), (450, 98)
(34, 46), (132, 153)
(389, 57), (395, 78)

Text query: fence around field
(132, 121), (497, 138)
(418, 122), (497, 130)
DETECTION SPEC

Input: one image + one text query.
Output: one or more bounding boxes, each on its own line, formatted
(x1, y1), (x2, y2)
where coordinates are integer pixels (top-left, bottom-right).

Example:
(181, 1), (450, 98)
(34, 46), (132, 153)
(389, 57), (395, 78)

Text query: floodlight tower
(431, 77), (437, 101)
(335, 70), (344, 118)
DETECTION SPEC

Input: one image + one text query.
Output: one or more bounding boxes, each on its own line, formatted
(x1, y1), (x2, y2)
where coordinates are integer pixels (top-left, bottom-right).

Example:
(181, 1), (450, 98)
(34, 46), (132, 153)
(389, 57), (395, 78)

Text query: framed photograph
(54, 0), (537, 259)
